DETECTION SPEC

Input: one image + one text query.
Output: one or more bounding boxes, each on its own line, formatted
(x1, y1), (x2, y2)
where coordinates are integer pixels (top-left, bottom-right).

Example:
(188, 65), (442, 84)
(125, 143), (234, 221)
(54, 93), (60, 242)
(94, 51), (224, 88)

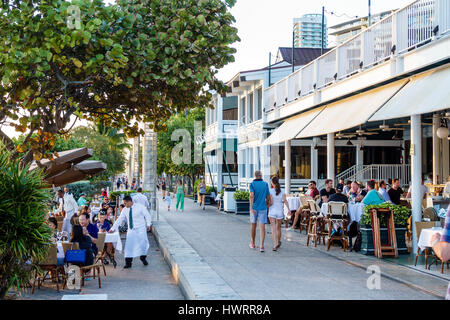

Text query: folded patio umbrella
(30, 147), (93, 178)
(43, 160), (107, 187)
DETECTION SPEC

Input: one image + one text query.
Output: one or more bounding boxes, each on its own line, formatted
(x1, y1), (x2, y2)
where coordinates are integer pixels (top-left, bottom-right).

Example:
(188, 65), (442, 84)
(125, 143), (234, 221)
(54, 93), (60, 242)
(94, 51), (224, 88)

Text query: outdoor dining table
(418, 227), (444, 251)
(284, 196), (301, 217)
(320, 202), (366, 229)
(104, 231), (123, 252)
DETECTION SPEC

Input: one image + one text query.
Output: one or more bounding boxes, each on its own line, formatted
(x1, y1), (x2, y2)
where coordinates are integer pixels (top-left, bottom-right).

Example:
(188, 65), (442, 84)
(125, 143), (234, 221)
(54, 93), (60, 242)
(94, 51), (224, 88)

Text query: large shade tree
(0, 0), (239, 163)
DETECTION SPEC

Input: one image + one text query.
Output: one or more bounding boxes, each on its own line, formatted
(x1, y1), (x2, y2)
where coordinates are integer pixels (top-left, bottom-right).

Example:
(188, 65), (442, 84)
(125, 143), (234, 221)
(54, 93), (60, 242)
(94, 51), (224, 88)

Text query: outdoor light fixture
(437, 119), (449, 139)
(346, 140), (353, 146)
(313, 144), (318, 150)
(391, 45), (396, 54)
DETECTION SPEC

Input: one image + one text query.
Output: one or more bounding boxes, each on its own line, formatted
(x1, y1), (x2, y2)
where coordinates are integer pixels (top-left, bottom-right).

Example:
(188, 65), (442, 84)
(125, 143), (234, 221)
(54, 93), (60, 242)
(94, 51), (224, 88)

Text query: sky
(215, 0), (414, 82)
(2, 0), (414, 139)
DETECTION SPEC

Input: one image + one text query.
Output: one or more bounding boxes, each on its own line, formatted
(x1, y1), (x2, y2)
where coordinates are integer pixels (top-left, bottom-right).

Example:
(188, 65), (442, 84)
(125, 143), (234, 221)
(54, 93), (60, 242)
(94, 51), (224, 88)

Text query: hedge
(65, 180), (112, 200)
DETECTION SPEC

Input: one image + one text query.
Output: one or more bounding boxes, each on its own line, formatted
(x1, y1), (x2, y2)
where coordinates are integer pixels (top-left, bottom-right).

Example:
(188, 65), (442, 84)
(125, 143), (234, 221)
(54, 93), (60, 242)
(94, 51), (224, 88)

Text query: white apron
(62, 209), (75, 235)
(124, 226), (149, 258)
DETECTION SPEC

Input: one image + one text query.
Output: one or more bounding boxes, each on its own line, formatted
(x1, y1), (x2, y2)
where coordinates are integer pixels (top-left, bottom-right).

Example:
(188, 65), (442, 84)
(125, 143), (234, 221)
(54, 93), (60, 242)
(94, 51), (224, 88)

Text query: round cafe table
(104, 231), (123, 252)
(284, 196), (301, 217)
(418, 227), (444, 251)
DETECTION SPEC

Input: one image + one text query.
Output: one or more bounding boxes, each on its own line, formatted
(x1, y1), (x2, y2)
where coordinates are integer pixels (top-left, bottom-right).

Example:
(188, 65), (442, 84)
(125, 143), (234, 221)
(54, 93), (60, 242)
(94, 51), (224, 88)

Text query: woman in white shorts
(268, 176), (290, 251)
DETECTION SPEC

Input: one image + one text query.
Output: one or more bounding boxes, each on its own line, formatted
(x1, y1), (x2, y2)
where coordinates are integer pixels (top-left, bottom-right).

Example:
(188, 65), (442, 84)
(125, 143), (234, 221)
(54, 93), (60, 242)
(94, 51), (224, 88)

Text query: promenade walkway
(156, 196), (448, 300)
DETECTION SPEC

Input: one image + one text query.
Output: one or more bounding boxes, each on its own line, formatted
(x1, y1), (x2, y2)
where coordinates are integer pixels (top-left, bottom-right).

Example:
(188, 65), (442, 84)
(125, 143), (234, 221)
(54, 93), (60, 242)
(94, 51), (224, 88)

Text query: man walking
(249, 171), (271, 253)
(109, 196), (152, 268)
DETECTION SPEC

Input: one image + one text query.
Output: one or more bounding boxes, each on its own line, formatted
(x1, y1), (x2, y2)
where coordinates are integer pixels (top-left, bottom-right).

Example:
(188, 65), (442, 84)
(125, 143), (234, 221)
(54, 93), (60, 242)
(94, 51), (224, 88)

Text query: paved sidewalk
(158, 196), (447, 300)
(17, 234), (184, 300)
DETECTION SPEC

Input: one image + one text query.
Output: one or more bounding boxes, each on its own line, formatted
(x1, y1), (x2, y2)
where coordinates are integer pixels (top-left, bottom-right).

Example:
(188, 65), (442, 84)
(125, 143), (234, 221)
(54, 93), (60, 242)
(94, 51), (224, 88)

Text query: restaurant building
(256, 0), (449, 255)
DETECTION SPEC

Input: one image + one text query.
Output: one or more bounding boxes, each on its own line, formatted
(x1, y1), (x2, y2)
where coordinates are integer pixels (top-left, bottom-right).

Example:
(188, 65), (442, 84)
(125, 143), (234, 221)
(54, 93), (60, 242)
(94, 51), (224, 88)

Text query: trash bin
(224, 187), (237, 213)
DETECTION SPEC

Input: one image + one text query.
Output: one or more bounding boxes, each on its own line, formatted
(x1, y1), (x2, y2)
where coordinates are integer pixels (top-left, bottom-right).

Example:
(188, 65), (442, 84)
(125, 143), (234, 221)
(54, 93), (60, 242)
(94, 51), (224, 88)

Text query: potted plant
(233, 190), (250, 215)
(204, 186), (216, 205)
(359, 203), (410, 255)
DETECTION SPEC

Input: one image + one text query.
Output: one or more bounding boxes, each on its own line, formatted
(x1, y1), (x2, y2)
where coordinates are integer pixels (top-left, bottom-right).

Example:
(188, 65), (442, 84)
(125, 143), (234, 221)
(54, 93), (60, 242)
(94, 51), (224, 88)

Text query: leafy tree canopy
(157, 107), (205, 181)
(0, 0), (239, 163)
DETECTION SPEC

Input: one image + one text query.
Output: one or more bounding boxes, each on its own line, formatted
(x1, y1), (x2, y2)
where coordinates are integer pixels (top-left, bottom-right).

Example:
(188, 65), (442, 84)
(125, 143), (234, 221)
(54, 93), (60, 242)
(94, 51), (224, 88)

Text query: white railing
(336, 164), (411, 186)
(264, 0), (449, 112)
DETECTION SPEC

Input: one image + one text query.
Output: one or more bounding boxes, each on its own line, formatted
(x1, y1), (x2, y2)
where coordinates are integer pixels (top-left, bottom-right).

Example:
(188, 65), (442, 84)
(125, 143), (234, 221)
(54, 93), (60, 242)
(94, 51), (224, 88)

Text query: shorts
(199, 193), (206, 196)
(250, 209), (268, 224)
(268, 211), (284, 220)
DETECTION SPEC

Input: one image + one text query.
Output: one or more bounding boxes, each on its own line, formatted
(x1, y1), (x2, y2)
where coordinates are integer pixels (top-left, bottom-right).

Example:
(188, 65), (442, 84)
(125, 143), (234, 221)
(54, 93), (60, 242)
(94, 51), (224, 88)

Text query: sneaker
(203, 206), (205, 210)
(260, 247), (265, 252)
(249, 243), (256, 249)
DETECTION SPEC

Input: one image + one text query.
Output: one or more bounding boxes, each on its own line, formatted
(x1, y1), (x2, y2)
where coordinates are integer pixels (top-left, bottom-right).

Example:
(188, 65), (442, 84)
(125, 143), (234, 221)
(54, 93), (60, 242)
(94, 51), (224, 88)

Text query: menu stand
(370, 208), (398, 258)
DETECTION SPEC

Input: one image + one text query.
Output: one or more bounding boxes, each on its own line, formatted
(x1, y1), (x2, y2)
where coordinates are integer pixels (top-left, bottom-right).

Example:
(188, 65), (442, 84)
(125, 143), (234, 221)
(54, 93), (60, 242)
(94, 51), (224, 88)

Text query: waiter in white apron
(57, 189), (77, 235)
(109, 195), (152, 268)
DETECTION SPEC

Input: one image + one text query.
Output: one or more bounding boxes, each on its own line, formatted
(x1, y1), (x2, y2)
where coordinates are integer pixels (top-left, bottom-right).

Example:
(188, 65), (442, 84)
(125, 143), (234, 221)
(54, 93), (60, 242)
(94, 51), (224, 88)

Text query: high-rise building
(293, 14), (327, 49)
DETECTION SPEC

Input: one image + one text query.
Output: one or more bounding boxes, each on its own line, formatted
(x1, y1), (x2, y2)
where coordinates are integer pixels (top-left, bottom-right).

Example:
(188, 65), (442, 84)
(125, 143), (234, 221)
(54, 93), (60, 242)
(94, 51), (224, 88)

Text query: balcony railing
(264, 0), (450, 113)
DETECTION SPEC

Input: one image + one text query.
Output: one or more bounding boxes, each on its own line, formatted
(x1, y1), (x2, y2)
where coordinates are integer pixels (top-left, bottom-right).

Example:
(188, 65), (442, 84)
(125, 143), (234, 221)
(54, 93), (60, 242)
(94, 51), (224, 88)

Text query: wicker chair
(95, 232), (107, 276)
(326, 202), (349, 251)
(414, 221), (436, 268)
(31, 244), (65, 293)
(306, 200), (326, 247)
(298, 196), (312, 234)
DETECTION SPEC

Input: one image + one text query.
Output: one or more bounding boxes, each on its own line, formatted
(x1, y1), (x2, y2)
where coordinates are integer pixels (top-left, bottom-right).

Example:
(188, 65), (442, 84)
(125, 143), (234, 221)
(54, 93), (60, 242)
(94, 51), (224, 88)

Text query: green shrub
(233, 190), (249, 201)
(360, 203), (410, 227)
(205, 186), (216, 194)
(0, 145), (53, 299)
(109, 190), (150, 200)
(193, 179), (201, 193)
(220, 189), (224, 197)
(65, 180), (112, 200)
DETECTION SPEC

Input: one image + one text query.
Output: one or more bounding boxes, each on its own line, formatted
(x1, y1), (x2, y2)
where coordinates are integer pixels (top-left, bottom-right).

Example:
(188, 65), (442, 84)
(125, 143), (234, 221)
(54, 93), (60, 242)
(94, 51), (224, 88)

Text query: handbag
(65, 249), (86, 264)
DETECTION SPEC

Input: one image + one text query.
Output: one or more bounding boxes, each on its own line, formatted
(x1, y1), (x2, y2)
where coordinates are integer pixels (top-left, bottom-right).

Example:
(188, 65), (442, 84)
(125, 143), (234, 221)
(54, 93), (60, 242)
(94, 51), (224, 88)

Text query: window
(248, 148), (254, 178)
(248, 93), (254, 123)
(255, 88), (262, 121)
(318, 146), (327, 180)
(239, 149), (246, 178)
(335, 146), (356, 175)
(291, 146), (311, 179)
(270, 145), (285, 179)
(240, 97), (246, 125)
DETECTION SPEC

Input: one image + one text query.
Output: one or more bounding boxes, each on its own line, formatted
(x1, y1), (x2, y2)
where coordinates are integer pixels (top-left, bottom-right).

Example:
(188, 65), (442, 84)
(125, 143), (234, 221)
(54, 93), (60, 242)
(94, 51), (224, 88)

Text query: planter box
(360, 225), (408, 256)
(204, 195), (212, 205)
(234, 200), (250, 215)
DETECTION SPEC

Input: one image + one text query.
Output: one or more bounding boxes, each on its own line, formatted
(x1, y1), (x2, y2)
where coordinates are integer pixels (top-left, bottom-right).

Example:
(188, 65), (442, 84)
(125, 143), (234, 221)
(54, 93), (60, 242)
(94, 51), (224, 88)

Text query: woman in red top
(307, 181), (319, 198)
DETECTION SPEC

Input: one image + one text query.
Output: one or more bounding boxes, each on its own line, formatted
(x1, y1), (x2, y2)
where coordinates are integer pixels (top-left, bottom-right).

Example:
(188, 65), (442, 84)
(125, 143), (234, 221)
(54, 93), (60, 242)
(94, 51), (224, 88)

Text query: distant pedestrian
(249, 170), (271, 253)
(116, 178), (121, 190)
(198, 179), (206, 211)
(176, 180), (185, 212)
(165, 192), (172, 211)
(268, 176), (290, 251)
(161, 178), (166, 199)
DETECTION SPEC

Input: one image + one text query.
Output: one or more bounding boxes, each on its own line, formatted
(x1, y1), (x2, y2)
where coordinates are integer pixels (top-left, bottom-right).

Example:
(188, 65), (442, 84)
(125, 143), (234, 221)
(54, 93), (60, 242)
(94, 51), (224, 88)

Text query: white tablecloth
(284, 197), (301, 216)
(320, 202), (365, 224)
(104, 232), (123, 252)
(56, 242), (65, 259)
(418, 227), (444, 251)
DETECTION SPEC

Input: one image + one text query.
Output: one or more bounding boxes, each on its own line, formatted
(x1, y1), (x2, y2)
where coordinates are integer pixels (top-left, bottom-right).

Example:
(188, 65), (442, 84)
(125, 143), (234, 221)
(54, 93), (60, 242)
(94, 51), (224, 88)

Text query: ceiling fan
(335, 131), (356, 139)
(355, 125), (377, 136)
(394, 120), (432, 127)
(369, 120), (405, 131)
(392, 131), (403, 140)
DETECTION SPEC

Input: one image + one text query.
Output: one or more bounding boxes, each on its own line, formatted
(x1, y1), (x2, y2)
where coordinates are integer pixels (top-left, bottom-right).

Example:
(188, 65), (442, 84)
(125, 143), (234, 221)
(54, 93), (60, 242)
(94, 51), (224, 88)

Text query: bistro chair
(422, 207), (438, 221)
(79, 261), (103, 290)
(95, 232), (107, 276)
(414, 221), (436, 268)
(31, 244), (65, 293)
(306, 200), (326, 247)
(326, 202), (349, 251)
(298, 196), (312, 234)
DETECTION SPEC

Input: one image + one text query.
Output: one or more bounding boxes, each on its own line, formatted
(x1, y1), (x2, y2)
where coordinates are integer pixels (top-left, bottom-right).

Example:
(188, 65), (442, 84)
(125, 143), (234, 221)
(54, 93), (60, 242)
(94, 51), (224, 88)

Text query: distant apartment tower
(293, 14), (327, 48)
(329, 10), (396, 46)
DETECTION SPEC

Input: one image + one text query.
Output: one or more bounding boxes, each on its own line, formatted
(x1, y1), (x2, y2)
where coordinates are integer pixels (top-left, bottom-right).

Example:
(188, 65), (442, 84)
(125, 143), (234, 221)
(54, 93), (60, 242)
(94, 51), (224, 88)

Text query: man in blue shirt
(79, 212), (99, 256)
(249, 171), (271, 252)
(362, 180), (384, 206)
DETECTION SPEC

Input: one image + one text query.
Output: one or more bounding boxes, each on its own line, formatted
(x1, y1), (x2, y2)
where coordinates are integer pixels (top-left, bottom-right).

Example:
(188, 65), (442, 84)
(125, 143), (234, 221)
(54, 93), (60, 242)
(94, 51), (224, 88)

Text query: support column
(311, 138), (318, 182)
(411, 114), (422, 256)
(443, 134), (449, 182)
(285, 140), (291, 194)
(327, 133), (335, 181)
(432, 114), (441, 184)
(142, 125), (158, 217)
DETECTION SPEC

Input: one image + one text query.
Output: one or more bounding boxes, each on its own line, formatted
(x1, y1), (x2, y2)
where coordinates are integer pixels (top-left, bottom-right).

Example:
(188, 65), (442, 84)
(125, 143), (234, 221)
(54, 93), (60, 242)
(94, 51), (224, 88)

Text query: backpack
(352, 232), (362, 252)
